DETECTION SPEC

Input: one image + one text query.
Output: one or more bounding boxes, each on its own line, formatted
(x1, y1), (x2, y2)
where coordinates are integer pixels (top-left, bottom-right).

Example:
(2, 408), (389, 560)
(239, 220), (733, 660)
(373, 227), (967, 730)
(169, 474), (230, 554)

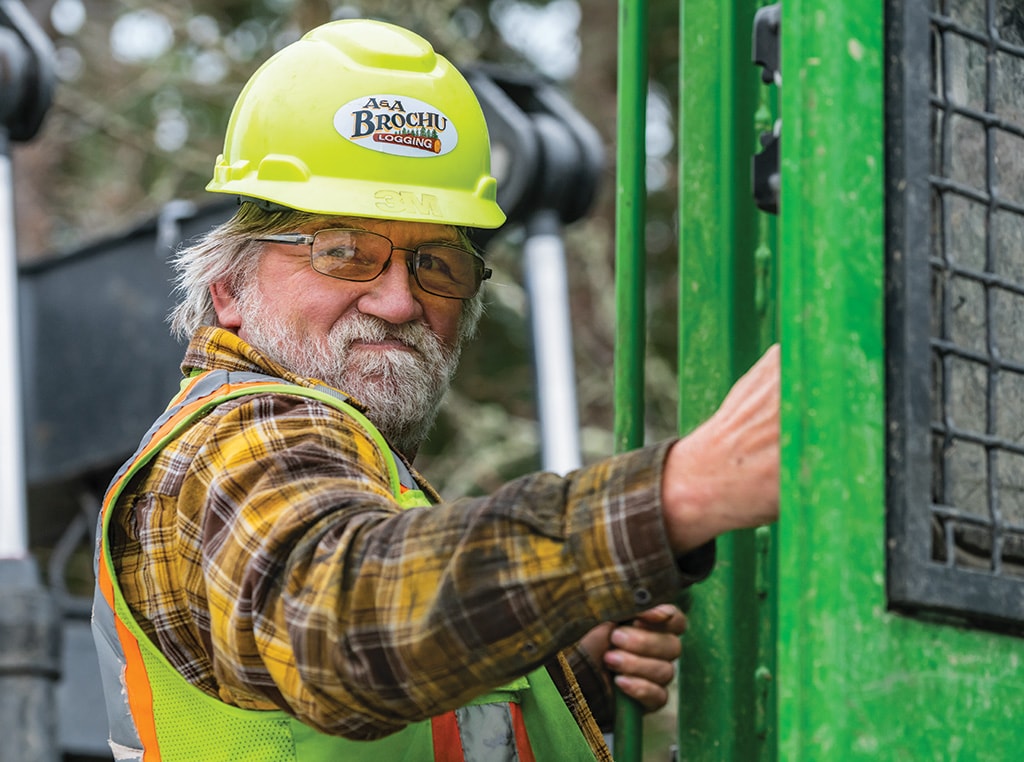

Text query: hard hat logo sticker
(336, 95), (459, 158)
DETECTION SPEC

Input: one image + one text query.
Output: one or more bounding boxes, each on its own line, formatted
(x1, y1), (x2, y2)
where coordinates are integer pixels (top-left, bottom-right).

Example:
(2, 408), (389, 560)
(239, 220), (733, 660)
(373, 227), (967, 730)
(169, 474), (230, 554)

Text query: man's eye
(323, 246), (366, 263)
(417, 253), (453, 276)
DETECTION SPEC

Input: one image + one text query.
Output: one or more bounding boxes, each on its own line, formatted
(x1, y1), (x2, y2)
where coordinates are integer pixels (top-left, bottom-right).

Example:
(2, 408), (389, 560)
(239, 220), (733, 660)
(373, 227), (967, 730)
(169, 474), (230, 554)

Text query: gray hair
(168, 201), (485, 343)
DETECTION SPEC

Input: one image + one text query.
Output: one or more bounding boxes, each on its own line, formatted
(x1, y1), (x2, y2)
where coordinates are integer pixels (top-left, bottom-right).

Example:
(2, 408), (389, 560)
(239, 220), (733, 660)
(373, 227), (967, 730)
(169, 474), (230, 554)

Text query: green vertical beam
(676, 0), (770, 759)
(613, 0), (647, 759)
(776, 0), (885, 757)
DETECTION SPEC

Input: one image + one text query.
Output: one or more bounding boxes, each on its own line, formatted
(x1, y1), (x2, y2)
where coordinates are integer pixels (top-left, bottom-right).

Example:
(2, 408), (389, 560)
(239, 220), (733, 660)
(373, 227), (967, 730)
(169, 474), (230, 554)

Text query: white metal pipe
(522, 230), (582, 475)
(0, 149), (28, 557)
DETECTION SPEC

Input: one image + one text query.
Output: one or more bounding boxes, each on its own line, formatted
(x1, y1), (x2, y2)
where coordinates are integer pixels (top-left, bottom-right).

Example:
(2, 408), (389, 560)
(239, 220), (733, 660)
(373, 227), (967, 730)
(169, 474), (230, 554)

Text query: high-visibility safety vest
(93, 369), (603, 761)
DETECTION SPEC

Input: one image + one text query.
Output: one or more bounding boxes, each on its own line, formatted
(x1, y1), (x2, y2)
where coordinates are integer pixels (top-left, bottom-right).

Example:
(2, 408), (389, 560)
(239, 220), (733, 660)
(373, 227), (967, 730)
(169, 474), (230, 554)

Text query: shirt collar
(182, 326), (320, 391)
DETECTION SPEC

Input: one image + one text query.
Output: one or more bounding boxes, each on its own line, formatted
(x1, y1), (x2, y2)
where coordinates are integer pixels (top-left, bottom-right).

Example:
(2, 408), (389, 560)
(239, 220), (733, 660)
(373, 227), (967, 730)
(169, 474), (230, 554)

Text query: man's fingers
(612, 674), (671, 713)
(633, 604), (688, 635)
(601, 606), (686, 714)
(609, 623), (682, 661)
(577, 620), (615, 662)
(604, 650), (676, 687)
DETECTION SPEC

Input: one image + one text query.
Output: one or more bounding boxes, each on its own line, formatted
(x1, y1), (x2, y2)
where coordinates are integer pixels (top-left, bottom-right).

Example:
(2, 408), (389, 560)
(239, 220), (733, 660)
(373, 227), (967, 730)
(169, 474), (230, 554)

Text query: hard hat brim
(206, 175), (506, 230)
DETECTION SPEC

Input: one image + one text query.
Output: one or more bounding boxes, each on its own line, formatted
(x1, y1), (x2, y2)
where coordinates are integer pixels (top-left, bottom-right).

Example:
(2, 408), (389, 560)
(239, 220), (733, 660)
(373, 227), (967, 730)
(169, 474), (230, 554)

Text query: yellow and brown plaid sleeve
(111, 334), (710, 741)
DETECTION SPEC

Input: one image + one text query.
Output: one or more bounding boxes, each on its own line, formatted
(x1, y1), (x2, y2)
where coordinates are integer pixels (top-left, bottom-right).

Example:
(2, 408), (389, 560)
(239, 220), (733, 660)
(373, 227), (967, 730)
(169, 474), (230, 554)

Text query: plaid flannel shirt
(108, 326), (713, 744)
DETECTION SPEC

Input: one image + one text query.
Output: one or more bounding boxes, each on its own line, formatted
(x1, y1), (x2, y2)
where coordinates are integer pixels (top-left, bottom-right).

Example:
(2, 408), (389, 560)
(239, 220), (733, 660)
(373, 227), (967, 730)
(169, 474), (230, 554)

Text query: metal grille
(887, 0), (1024, 631)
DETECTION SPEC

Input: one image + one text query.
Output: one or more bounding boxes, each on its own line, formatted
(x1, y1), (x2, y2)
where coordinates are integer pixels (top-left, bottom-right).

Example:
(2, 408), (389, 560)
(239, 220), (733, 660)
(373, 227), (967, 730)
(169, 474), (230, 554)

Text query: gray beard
(237, 294), (461, 457)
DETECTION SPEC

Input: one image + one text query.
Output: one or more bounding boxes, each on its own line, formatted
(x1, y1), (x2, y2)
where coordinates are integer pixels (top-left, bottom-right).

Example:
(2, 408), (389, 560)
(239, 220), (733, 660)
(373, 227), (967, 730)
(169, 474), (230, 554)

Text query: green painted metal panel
(676, 0), (775, 759)
(777, 0), (1024, 759)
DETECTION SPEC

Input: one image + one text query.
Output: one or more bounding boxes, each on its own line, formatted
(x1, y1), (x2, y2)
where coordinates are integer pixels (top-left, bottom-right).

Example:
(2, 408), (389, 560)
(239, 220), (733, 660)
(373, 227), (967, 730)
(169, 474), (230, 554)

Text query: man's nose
(356, 250), (423, 324)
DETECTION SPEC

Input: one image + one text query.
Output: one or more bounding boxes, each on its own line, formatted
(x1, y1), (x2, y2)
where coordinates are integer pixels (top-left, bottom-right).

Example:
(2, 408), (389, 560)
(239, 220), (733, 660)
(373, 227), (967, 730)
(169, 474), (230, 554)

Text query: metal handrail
(612, 0), (648, 758)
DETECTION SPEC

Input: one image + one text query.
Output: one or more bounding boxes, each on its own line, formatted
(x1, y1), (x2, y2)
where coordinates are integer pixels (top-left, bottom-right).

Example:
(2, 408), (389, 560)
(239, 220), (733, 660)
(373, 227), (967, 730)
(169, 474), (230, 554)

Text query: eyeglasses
(254, 228), (491, 300)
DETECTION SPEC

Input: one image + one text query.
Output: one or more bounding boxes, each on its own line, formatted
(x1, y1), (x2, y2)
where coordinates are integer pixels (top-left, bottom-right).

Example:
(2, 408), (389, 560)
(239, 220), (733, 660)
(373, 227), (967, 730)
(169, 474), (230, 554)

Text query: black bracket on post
(464, 64), (604, 245)
(752, 3), (781, 215)
(0, 0), (55, 145)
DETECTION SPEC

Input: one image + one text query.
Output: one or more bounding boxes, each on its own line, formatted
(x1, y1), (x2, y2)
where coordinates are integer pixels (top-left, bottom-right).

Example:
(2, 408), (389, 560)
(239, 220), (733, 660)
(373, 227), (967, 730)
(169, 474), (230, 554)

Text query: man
(92, 18), (780, 761)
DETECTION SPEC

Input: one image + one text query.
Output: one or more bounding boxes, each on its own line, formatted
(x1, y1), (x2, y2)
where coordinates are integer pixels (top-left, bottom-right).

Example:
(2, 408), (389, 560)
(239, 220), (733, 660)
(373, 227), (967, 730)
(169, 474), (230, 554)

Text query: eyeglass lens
(310, 229), (483, 298)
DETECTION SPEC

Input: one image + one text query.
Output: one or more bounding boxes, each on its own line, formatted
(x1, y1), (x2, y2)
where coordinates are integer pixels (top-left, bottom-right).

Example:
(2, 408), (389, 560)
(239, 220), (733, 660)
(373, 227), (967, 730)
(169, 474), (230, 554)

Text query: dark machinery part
(752, 3), (781, 215)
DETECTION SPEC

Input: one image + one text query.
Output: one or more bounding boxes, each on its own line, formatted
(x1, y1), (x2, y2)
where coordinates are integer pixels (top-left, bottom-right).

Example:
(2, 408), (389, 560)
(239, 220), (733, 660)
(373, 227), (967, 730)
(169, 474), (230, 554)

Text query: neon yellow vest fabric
(93, 371), (599, 761)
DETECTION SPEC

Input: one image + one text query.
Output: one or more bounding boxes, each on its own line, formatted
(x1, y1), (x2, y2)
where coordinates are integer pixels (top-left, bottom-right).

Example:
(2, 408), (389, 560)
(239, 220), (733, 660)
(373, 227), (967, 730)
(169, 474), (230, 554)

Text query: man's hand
(579, 604), (688, 712)
(661, 344), (780, 554)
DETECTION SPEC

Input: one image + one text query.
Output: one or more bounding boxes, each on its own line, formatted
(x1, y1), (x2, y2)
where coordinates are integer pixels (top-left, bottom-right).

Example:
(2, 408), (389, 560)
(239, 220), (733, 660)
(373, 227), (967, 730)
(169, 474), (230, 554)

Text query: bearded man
(92, 19), (780, 762)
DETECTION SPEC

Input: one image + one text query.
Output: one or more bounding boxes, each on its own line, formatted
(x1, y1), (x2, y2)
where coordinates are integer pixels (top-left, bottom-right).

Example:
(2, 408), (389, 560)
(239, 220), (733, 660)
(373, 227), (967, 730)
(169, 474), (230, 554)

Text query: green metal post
(676, 0), (772, 758)
(613, 0), (647, 759)
(776, 0), (886, 756)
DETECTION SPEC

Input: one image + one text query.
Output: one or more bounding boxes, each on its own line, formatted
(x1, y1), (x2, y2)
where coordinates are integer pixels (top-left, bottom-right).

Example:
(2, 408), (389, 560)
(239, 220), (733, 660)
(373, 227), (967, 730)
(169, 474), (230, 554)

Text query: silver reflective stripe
(455, 704), (519, 762)
(392, 455), (418, 492)
(108, 740), (144, 761)
(91, 585), (144, 758)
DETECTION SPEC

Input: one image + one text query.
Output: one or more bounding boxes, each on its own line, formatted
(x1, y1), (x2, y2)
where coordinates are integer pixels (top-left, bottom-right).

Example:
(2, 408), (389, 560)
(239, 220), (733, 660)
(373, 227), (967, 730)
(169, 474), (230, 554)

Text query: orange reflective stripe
(96, 541), (162, 759)
(115, 615), (162, 761)
(510, 703), (536, 762)
(430, 711), (465, 762)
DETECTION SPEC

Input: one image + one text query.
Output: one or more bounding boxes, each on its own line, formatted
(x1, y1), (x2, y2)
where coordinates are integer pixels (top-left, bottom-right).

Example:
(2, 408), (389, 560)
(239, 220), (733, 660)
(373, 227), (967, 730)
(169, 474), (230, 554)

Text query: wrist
(660, 434), (729, 554)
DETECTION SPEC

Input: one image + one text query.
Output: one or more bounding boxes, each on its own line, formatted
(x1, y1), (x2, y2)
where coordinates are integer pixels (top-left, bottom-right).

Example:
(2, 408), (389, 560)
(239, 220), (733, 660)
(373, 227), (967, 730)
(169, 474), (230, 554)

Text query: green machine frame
(614, 0), (1024, 758)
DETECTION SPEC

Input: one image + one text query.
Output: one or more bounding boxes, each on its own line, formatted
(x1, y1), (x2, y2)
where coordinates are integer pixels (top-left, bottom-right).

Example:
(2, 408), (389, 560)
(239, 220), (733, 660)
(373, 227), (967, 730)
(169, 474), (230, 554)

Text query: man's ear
(210, 280), (242, 331)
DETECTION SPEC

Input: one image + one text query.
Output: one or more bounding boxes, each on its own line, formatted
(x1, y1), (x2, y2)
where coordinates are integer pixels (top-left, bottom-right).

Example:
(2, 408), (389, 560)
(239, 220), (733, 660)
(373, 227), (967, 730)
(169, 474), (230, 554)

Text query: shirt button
(522, 641), (538, 655)
(633, 588), (652, 606)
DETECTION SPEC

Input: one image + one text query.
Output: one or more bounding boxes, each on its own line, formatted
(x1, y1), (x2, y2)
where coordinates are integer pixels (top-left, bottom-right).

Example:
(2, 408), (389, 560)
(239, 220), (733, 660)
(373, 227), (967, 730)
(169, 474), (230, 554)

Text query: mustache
(331, 314), (447, 357)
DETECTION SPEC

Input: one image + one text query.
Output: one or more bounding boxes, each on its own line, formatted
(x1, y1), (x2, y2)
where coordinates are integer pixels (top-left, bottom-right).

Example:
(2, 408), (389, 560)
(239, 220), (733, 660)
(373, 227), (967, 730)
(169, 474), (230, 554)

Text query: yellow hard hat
(206, 19), (506, 229)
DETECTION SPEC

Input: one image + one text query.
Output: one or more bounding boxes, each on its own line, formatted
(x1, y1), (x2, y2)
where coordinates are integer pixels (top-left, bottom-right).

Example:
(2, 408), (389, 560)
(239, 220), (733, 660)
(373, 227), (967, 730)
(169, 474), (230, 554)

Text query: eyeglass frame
(253, 227), (492, 300)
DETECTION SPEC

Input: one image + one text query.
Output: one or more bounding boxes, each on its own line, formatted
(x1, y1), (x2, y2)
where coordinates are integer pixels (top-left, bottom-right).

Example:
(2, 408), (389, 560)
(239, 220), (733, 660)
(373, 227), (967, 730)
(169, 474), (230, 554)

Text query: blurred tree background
(13, 0), (685, 754)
